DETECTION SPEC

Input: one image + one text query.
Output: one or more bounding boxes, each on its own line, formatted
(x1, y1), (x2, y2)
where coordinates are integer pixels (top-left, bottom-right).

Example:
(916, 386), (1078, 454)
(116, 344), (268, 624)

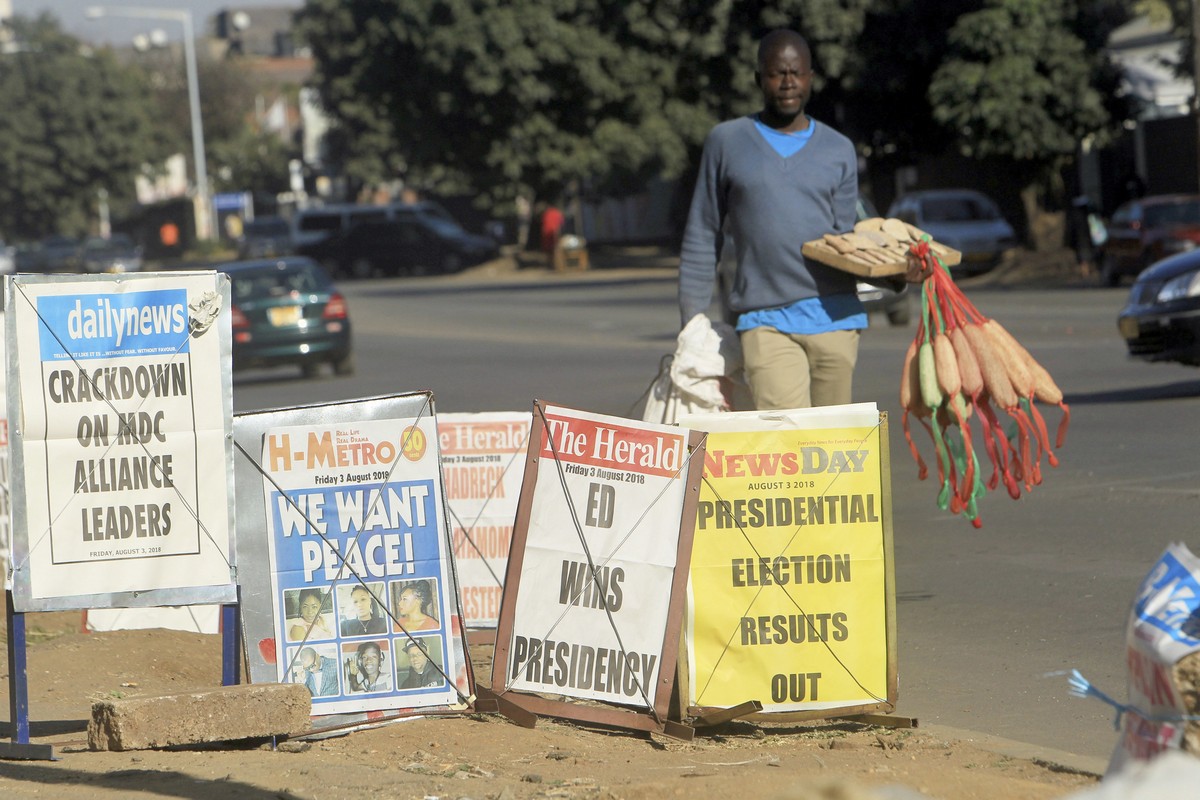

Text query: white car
(887, 188), (1018, 274)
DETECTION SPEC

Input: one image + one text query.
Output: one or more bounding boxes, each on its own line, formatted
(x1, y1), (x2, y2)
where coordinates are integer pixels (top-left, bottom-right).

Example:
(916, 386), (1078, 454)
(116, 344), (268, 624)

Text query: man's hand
(905, 250), (934, 283)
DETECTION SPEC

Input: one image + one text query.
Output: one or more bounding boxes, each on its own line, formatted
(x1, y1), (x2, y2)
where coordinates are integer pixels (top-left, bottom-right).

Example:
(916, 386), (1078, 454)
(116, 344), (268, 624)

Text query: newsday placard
(6, 273), (235, 611)
(679, 403), (896, 717)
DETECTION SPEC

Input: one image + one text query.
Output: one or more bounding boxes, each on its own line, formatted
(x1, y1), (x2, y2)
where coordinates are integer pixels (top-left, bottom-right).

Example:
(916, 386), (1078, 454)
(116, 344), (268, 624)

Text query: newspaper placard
(493, 403), (703, 720)
(439, 411), (530, 628)
(262, 414), (467, 715)
(6, 273), (235, 610)
(1109, 542), (1200, 771)
(679, 403), (896, 716)
(0, 309), (9, 586)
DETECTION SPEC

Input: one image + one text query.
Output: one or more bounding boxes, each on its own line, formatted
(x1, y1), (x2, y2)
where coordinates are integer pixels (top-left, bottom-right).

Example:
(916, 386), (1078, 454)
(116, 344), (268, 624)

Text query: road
(231, 262), (1200, 765)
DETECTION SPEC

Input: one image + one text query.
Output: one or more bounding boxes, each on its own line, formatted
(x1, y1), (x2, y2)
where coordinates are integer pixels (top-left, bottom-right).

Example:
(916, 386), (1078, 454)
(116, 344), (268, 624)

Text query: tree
(924, 0), (1133, 225)
(208, 127), (293, 198)
(139, 47), (290, 196)
(294, 0), (1134, 230)
(0, 15), (169, 239)
(294, 0), (875, 209)
(931, 1), (1112, 166)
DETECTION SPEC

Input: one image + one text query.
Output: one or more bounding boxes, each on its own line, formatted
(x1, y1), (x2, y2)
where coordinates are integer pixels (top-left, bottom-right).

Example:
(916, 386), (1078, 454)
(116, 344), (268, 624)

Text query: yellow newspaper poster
(681, 404), (892, 714)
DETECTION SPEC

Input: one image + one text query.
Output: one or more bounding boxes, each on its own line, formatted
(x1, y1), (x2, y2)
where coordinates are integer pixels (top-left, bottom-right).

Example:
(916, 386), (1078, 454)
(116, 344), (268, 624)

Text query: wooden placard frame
(489, 401), (706, 740)
(677, 411), (900, 727)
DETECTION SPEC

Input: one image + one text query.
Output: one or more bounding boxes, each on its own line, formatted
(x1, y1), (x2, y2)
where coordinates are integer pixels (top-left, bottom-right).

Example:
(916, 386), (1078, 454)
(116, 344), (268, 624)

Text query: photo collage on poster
(280, 578), (448, 700)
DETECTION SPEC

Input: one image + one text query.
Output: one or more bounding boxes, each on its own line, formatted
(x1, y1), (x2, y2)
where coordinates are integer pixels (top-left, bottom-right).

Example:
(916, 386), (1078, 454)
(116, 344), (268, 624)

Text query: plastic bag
(641, 315), (744, 425)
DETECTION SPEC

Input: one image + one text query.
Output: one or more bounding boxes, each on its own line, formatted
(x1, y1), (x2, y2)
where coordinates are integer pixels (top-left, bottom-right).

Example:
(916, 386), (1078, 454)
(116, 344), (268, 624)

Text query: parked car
(856, 279), (910, 325)
(1098, 194), (1200, 287)
(79, 233), (143, 274)
(297, 213), (499, 279)
(290, 200), (461, 250)
(237, 216), (293, 259)
(38, 234), (83, 272)
(886, 189), (1017, 274)
(221, 256), (354, 378)
(1117, 248), (1200, 366)
(855, 194), (910, 325)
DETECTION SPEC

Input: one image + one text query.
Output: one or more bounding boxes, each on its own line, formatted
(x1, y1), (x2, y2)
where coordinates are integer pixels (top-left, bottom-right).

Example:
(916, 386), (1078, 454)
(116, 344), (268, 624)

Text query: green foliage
(930, 0), (1108, 165)
(209, 127), (293, 197)
(140, 50), (295, 198)
(296, 0), (1131, 211)
(0, 2), (1146, 238)
(0, 15), (169, 239)
(294, 0), (876, 206)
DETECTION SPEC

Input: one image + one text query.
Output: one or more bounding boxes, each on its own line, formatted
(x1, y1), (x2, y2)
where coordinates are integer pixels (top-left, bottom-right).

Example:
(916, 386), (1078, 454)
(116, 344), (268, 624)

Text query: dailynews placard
(500, 405), (696, 707)
(680, 404), (894, 714)
(0, 309), (9, 583)
(263, 415), (467, 715)
(438, 412), (530, 628)
(7, 273), (234, 608)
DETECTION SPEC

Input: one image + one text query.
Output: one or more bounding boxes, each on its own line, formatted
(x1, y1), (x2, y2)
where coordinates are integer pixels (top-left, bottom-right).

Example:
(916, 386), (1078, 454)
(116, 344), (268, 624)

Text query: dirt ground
(0, 610), (1101, 800)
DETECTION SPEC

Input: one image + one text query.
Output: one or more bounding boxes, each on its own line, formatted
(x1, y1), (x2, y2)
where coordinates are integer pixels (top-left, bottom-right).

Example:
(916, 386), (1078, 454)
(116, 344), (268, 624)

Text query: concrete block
(89, 683), (312, 751)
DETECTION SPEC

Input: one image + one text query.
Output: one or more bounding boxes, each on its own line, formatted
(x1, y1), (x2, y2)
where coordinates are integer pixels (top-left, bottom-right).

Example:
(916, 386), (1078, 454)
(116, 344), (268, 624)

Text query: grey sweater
(678, 116), (859, 325)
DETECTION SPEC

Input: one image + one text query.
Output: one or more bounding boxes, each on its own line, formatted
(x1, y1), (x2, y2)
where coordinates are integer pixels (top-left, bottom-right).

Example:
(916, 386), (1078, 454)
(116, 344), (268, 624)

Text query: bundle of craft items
(900, 240), (1070, 527)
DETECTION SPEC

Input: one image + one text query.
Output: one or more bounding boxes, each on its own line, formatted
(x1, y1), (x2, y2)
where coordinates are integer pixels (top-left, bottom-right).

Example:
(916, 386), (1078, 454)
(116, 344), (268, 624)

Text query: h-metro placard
(491, 402), (705, 737)
(262, 412), (471, 716)
(232, 393), (476, 732)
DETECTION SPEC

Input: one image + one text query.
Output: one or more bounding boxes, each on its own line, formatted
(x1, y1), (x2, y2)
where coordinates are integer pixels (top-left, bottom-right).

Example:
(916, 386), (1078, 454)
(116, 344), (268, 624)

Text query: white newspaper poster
(439, 411), (530, 628)
(263, 415), (466, 715)
(0, 309), (9, 584)
(502, 405), (692, 706)
(7, 273), (234, 605)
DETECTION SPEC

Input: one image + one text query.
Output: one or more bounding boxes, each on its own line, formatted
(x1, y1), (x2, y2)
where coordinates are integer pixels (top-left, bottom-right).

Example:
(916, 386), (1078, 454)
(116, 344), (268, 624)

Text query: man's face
(352, 589), (373, 620)
(407, 646), (428, 674)
(359, 647), (381, 679)
(300, 651), (316, 672)
(757, 42), (812, 122)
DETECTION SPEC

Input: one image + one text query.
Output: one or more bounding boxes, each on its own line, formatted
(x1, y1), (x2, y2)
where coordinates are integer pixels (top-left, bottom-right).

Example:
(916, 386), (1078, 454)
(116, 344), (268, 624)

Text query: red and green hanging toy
(900, 240), (1070, 527)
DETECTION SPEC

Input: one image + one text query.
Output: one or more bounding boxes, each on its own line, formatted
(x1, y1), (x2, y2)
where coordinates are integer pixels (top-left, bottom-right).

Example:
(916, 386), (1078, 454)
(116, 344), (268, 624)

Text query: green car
(222, 256), (354, 378)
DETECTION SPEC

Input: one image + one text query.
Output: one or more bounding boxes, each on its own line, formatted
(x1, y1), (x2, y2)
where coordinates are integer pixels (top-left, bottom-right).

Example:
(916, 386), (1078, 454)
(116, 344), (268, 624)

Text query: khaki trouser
(740, 327), (860, 410)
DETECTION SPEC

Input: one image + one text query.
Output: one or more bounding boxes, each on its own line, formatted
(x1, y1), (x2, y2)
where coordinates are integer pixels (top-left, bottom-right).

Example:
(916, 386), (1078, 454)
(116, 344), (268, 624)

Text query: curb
(916, 722), (1108, 778)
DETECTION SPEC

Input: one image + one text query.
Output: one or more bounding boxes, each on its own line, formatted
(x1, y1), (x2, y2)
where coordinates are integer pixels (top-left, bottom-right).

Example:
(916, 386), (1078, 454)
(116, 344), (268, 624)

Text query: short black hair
(757, 29), (810, 71)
